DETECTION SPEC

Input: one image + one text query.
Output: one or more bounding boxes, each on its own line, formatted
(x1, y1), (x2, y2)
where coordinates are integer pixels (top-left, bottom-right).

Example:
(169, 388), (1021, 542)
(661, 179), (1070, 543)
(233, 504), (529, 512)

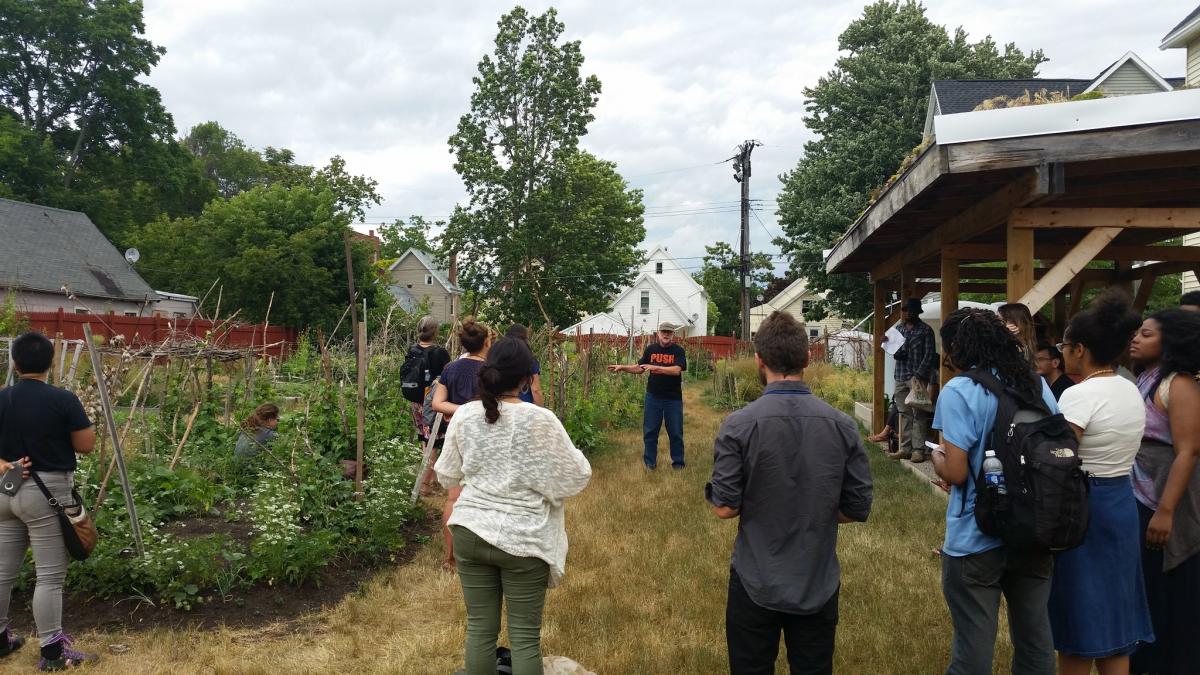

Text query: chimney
(448, 253), (458, 285)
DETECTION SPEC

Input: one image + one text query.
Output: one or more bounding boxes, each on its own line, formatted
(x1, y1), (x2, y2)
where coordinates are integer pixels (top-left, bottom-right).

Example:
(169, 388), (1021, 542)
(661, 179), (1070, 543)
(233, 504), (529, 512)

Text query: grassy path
(0, 384), (1010, 673)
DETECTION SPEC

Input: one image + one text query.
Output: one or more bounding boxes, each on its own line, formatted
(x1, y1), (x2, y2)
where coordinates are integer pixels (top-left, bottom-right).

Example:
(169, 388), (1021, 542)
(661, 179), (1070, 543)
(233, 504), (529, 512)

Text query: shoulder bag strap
(28, 471), (63, 510)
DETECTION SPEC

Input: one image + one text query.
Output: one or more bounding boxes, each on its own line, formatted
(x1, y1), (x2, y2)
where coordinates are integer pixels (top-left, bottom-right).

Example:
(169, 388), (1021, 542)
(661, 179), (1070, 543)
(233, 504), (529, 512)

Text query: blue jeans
(643, 393), (684, 468)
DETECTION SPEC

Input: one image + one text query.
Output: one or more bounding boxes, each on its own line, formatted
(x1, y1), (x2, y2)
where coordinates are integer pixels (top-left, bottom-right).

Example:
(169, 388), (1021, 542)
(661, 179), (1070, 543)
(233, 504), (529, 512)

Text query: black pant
(726, 568), (838, 675)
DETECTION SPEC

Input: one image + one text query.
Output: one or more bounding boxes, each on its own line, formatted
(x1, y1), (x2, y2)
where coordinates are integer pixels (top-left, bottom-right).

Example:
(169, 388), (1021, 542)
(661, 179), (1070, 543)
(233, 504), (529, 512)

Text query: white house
(1162, 5), (1200, 293)
(748, 277), (851, 339)
(563, 247), (708, 337)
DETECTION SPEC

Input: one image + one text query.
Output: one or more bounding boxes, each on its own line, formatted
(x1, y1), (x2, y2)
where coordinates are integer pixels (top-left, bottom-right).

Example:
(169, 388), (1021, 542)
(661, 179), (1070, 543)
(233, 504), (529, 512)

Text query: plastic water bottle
(983, 450), (1006, 495)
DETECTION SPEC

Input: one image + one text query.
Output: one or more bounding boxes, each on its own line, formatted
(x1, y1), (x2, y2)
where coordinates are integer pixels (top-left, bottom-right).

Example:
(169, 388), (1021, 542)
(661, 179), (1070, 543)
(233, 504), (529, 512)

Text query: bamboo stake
(261, 291), (274, 360)
(118, 362), (155, 446)
(51, 334), (63, 385)
(168, 400), (203, 470)
(353, 321), (366, 500)
(82, 323), (144, 557)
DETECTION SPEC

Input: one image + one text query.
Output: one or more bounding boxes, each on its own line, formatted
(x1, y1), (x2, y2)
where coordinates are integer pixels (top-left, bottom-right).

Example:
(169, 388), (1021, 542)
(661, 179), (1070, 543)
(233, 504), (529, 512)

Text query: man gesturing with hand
(607, 322), (687, 470)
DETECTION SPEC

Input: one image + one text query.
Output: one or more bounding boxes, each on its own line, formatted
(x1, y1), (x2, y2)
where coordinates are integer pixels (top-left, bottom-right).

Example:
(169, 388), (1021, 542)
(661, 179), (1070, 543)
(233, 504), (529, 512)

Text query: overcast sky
(141, 1), (1193, 276)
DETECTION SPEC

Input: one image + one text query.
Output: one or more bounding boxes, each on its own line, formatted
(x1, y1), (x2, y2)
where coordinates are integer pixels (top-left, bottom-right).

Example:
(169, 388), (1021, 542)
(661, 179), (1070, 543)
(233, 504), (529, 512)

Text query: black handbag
(30, 471), (97, 561)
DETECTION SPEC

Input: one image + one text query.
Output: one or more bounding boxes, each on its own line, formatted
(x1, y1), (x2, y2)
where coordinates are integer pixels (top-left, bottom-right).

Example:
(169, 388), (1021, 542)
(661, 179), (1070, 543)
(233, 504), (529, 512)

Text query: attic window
(426, 275), (433, 285)
(640, 290), (650, 315)
(655, 262), (663, 274)
(801, 300), (813, 313)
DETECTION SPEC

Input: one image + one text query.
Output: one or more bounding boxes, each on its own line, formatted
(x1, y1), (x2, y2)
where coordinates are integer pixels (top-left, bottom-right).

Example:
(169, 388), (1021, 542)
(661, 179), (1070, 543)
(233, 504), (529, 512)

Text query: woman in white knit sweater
(436, 337), (592, 675)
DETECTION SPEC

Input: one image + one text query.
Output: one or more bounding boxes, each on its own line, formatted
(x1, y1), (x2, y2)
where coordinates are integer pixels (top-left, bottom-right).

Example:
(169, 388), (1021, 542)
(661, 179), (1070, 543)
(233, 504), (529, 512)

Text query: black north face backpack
(400, 345), (432, 403)
(960, 369), (1089, 553)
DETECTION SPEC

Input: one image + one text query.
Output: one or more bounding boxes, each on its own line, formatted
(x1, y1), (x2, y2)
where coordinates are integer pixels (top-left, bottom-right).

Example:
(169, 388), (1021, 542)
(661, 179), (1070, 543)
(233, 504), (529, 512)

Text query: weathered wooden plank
(1011, 207), (1200, 230)
(827, 145), (949, 275)
(946, 120), (1200, 174)
(1018, 227), (1124, 313)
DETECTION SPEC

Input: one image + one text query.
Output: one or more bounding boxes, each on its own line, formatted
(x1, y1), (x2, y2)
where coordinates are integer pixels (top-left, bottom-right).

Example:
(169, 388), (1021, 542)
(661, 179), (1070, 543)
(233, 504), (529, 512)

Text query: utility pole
(733, 140), (761, 341)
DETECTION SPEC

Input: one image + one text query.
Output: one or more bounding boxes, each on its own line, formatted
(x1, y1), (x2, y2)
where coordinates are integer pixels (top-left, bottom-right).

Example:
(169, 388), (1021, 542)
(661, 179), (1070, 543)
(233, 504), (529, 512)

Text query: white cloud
(140, 0), (1194, 272)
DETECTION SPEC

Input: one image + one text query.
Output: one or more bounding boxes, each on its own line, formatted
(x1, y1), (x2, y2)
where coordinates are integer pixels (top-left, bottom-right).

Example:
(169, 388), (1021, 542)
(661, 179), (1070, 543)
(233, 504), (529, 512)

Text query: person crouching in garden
(1049, 290), (1154, 675)
(436, 337), (592, 675)
(0, 332), (96, 670)
(234, 403), (280, 460)
(931, 309), (1058, 675)
(707, 311), (872, 675)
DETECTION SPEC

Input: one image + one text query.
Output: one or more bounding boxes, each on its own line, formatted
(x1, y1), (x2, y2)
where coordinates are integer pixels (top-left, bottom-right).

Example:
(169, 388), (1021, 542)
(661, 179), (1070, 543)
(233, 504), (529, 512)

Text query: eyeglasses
(1055, 342), (1074, 352)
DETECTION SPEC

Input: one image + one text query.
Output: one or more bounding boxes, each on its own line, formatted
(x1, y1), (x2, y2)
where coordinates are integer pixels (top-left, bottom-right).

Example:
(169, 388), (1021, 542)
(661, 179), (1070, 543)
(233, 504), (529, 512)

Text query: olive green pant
(451, 525), (549, 675)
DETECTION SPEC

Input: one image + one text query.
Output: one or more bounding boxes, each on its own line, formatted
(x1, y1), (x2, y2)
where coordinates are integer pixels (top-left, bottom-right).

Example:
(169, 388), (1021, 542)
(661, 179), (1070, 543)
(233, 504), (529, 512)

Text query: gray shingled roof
(1164, 4), (1200, 42)
(932, 79), (1094, 115)
(0, 197), (155, 302)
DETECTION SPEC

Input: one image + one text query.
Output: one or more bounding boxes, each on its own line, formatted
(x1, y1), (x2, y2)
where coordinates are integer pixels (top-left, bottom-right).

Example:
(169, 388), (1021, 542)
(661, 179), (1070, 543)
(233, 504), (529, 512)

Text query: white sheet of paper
(882, 325), (905, 355)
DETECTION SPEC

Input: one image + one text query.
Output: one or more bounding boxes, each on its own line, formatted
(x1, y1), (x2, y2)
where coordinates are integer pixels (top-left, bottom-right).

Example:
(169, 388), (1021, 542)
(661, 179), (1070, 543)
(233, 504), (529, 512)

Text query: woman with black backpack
(1048, 290), (1154, 675)
(930, 308), (1060, 674)
(1128, 307), (1200, 674)
(406, 316), (450, 495)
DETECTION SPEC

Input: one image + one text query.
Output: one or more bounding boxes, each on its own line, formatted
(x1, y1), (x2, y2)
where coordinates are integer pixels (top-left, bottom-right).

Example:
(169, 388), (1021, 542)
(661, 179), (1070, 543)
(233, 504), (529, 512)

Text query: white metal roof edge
(932, 89), (1200, 146)
(1161, 13), (1200, 49)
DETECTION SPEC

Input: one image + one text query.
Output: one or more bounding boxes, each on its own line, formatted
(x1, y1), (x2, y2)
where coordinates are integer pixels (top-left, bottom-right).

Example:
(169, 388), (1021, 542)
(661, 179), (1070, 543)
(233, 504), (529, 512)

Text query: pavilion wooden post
(1007, 218), (1036, 301)
(900, 268), (917, 304)
(940, 252), (959, 386)
(1052, 293), (1068, 342)
(872, 281), (887, 434)
(1133, 270), (1159, 313)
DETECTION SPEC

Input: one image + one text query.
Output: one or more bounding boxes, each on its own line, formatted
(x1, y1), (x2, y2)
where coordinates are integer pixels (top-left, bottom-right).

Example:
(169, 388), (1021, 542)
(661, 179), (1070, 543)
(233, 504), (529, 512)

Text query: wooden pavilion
(823, 89), (1200, 432)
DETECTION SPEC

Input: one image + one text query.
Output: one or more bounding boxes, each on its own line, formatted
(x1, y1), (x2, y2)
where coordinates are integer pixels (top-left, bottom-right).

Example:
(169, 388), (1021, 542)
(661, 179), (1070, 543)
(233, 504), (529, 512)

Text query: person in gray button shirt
(707, 311), (873, 675)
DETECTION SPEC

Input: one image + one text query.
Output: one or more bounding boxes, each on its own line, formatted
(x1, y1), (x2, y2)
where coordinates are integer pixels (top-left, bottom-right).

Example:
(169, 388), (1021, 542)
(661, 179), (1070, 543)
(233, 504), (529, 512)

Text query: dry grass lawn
(0, 384), (1016, 674)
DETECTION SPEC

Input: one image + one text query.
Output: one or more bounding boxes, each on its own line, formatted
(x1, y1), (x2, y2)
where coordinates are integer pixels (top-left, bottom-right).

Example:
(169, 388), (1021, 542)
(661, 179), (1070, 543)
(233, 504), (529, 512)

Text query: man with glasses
(608, 322), (688, 470)
(1036, 343), (1074, 401)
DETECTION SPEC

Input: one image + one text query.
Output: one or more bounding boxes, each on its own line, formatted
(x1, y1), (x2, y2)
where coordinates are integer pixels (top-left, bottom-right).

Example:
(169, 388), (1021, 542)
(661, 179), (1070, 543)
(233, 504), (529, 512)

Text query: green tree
(776, 0), (1046, 319)
(0, 0), (172, 187)
(443, 7), (639, 327)
(692, 242), (773, 337)
(379, 216), (439, 258)
(182, 121), (270, 197)
(132, 184), (381, 332)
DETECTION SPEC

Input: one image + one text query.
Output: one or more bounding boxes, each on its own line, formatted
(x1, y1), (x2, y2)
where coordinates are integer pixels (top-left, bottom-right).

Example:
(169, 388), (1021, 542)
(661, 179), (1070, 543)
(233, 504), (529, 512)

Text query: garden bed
(7, 508), (438, 633)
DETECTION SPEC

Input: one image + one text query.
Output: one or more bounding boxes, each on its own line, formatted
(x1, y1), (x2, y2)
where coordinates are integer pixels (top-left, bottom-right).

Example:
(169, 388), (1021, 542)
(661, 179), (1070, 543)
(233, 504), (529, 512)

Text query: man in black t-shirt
(1035, 343), (1074, 401)
(608, 322), (688, 469)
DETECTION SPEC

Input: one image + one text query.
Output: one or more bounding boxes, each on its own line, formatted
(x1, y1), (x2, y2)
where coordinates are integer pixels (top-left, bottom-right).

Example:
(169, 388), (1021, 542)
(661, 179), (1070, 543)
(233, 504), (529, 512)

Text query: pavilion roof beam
(869, 165), (1060, 282)
(944, 243), (1200, 263)
(1010, 208), (1200, 230)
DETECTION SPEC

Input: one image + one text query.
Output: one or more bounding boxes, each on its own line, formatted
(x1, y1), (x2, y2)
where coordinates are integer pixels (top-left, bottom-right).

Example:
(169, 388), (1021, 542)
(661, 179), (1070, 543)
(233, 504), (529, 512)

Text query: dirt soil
(5, 508), (438, 634)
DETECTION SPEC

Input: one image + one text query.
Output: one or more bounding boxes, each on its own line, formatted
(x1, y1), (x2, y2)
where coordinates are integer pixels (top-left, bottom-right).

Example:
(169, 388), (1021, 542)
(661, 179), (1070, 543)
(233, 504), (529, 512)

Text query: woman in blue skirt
(1050, 290), (1155, 675)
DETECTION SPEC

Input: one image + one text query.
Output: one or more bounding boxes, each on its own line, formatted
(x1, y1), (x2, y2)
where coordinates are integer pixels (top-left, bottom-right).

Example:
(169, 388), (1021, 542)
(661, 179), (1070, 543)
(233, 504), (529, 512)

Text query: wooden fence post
(354, 320), (367, 500)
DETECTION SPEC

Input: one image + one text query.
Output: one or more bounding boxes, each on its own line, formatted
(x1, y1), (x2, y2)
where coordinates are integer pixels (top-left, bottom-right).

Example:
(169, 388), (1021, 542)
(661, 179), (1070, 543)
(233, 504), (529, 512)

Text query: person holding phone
(0, 332), (96, 670)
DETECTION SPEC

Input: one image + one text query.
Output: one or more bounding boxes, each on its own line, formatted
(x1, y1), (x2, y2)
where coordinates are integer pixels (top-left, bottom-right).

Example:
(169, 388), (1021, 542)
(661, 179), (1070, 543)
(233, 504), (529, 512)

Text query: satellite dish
(124, 248), (140, 264)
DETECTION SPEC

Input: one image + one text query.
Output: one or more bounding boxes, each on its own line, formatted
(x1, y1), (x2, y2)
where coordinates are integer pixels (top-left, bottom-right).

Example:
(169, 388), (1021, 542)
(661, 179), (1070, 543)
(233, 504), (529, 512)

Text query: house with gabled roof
(563, 246), (708, 337)
(923, 51), (1184, 137)
(1163, 3), (1200, 293)
(0, 196), (159, 316)
(748, 277), (851, 339)
(385, 247), (461, 322)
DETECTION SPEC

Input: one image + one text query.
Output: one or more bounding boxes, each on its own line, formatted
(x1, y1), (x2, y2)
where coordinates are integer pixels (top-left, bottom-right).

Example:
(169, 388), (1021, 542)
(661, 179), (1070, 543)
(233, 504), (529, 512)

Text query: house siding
(1188, 40), (1200, 86)
(564, 248), (708, 336)
(388, 256), (457, 322)
(1184, 232), (1200, 294)
(9, 290), (147, 316)
(1094, 61), (1169, 96)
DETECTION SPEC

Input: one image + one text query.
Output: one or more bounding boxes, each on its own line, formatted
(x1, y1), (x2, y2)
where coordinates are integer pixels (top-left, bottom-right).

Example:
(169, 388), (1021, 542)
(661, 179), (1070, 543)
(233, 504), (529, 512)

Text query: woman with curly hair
(1129, 308), (1200, 674)
(1049, 290), (1153, 675)
(931, 308), (1058, 674)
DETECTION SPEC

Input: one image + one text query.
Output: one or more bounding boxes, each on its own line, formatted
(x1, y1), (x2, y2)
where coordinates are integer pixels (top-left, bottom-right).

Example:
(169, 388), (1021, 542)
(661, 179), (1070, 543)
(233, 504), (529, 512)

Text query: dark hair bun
(1067, 288), (1141, 366)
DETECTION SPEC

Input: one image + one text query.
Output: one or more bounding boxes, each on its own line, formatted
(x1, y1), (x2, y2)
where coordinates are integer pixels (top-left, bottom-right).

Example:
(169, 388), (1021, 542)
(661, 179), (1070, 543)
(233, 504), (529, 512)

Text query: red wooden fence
(22, 310), (298, 358)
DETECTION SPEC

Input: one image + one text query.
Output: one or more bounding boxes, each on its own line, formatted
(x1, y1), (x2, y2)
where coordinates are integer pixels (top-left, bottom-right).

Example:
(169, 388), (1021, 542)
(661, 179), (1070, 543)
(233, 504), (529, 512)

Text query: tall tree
(132, 184), (381, 331)
(443, 6), (640, 327)
(776, 0), (1046, 319)
(0, 0), (172, 187)
(692, 242), (773, 337)
(378, 215), (439, 259)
